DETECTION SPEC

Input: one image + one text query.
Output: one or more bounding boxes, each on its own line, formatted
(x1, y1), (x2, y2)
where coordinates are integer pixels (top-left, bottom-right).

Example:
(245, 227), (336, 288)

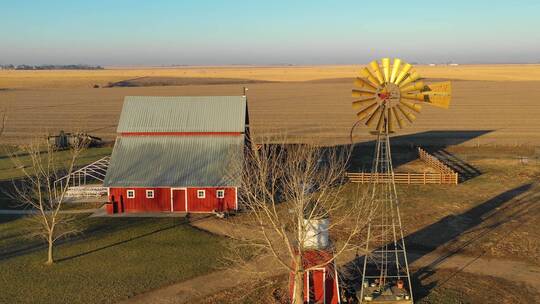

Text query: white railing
(64, 186), (108, 198)
(54, 156), (110, 198)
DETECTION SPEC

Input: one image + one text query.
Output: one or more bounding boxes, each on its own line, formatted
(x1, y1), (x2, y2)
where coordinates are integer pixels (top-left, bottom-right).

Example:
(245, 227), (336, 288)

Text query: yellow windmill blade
(366, 105), (383, 126)
(354, 77), (377, 91)
(396, 104), (416, 123)
(398, 71), (420, 88)
(356, 102), (379, 120)
(399, 100), (422, 113)
(400, 81), (424, 93)
(391, 107), (404, 129)
(381, 58), (390, 82)
(394, 63), (412, 85)
(350, 58), (451, 133)
(369, 60), (385, 84)
(359, 67), (381, 87)
(352, 89), (376, 98)
(352, 97), (377, 110)
(390, 58), (402, 83)
(402, 93), (425, 102)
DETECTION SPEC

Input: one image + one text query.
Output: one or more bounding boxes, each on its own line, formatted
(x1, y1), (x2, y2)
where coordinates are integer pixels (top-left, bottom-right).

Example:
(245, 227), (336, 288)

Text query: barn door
(171, 189), (186, 212)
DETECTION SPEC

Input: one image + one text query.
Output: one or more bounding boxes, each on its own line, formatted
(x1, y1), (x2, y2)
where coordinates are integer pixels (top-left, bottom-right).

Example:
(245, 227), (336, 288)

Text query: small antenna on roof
(243, 86), (248, 97)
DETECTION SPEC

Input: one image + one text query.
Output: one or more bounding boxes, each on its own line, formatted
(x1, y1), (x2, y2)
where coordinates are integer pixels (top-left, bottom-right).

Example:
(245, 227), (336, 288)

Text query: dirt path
(120, 216), (540, 304)
(409, 251), (540, 287)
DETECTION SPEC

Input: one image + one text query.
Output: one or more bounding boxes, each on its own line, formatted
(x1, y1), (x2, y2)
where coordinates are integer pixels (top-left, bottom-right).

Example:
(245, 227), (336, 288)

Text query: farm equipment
(48, 130), (102, 149)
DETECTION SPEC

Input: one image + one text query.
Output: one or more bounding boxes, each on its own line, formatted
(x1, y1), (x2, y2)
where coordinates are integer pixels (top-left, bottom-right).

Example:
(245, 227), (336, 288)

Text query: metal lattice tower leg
(359, 115), (413, 303)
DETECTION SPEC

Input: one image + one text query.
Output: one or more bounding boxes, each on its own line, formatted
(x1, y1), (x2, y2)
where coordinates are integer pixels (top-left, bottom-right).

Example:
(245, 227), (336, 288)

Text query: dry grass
(196, 270), (539, 304)
(1, 64), (540, 89)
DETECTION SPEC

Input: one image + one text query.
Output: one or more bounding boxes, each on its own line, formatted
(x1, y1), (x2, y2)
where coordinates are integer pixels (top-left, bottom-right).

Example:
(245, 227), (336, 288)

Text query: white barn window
(127, 190), (135, 199)
(216, 190), (225, 198)
(146, 190), (154, 198)
(197, 190), (206, 199)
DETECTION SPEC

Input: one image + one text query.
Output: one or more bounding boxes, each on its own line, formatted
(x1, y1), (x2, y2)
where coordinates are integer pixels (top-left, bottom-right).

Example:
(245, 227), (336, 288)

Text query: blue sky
(1, 0), (539, 65)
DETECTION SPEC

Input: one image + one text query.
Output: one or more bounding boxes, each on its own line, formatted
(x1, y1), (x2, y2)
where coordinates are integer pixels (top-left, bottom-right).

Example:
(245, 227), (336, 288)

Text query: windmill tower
(351, 58), (452, 303)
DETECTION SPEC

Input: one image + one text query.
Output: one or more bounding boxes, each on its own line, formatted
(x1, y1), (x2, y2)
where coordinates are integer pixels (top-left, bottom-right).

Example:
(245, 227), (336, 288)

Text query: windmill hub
(376, 83), (401, 106)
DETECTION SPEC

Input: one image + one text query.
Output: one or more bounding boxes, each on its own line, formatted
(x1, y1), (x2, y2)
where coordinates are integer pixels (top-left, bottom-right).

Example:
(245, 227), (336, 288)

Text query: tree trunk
(45, 235), (54, 265)
(293, 271), (305, 304)
(293, 254), (305, 304)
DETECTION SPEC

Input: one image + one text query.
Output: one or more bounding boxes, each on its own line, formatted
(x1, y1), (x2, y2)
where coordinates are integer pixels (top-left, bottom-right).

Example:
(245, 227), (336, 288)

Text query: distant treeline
(0, 64), (104, 70)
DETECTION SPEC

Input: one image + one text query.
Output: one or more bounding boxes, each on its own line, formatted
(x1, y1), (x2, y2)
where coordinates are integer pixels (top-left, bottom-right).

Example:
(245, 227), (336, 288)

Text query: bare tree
(9, 137), (87, 265)
(229, 140), (370, 304)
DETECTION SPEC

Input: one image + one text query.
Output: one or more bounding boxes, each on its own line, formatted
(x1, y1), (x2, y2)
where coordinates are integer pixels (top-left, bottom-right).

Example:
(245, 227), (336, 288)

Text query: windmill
(351, 58), (451, 303)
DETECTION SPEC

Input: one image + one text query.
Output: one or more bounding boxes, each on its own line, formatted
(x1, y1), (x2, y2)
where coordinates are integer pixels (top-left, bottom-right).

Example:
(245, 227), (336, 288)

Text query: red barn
(103, 96), (248, 214)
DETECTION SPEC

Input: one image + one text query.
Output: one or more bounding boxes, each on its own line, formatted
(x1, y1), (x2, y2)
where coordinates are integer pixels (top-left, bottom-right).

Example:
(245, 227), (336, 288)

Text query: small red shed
(103, 96), (248, 214)
(290, 249), (341, 304)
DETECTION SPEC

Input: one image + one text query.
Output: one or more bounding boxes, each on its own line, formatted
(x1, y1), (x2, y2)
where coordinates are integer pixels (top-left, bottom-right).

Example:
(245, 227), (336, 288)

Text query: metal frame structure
(350, 57), (451, 303)
(53, 156), (110, 197)
(359, 116), (413, 303)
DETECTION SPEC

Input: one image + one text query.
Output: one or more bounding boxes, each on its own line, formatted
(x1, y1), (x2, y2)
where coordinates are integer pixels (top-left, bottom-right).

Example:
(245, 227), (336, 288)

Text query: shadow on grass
(0, 216), (190, 262)
(411, 183), (539, 300)
(0, 212), (221, 263)
(346, 130), (492, 175)
(56, 220), (184, 262)
(428, 148), (482, 182)
(339, 183), (537, 301)
(56, 213), (219, 262)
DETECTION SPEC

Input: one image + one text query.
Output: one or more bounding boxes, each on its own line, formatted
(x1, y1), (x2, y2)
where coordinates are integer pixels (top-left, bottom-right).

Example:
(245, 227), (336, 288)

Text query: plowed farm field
(1, 65), (540, 145)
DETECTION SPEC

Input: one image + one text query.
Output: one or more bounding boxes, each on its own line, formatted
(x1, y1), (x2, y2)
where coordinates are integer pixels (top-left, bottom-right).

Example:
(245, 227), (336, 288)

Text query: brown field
(2, 64), (540, 89)
(1, 65), (540, 145)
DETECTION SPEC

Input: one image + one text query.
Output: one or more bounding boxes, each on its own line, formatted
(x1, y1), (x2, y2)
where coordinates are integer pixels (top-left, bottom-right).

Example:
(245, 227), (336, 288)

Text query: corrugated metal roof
(117, 96), (247, 133)
(103, 136), (243, 187)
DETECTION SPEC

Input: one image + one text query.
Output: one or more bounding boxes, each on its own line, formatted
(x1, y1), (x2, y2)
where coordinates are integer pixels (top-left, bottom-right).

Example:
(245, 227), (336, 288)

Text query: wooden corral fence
(345, 172), (458, 185)
(417, 147), (455, 174)
(346, 147), (459, 185)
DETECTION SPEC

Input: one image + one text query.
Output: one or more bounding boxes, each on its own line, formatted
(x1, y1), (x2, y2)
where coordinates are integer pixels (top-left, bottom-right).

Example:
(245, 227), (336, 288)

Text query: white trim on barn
(185, 188), (188, 212)
(170, 187), (188, 212)
(334, 266), (341, 303)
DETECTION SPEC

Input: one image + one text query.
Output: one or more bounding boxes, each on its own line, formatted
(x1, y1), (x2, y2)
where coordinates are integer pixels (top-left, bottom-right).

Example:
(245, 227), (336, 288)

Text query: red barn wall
(108, 187), (237, 213)
(109, 187), (171, 212)
(186, 187), (236, 212)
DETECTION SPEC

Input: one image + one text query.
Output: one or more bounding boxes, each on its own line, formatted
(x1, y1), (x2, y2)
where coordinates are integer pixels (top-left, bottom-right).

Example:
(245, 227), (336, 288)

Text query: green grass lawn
(0, 146), (113, 209)
(0, 215), (229, 304)
(0, 145), (113, 181)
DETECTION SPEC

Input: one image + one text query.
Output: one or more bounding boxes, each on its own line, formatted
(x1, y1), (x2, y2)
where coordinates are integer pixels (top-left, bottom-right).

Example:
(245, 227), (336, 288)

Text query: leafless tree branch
(7, 135), (88, 265)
